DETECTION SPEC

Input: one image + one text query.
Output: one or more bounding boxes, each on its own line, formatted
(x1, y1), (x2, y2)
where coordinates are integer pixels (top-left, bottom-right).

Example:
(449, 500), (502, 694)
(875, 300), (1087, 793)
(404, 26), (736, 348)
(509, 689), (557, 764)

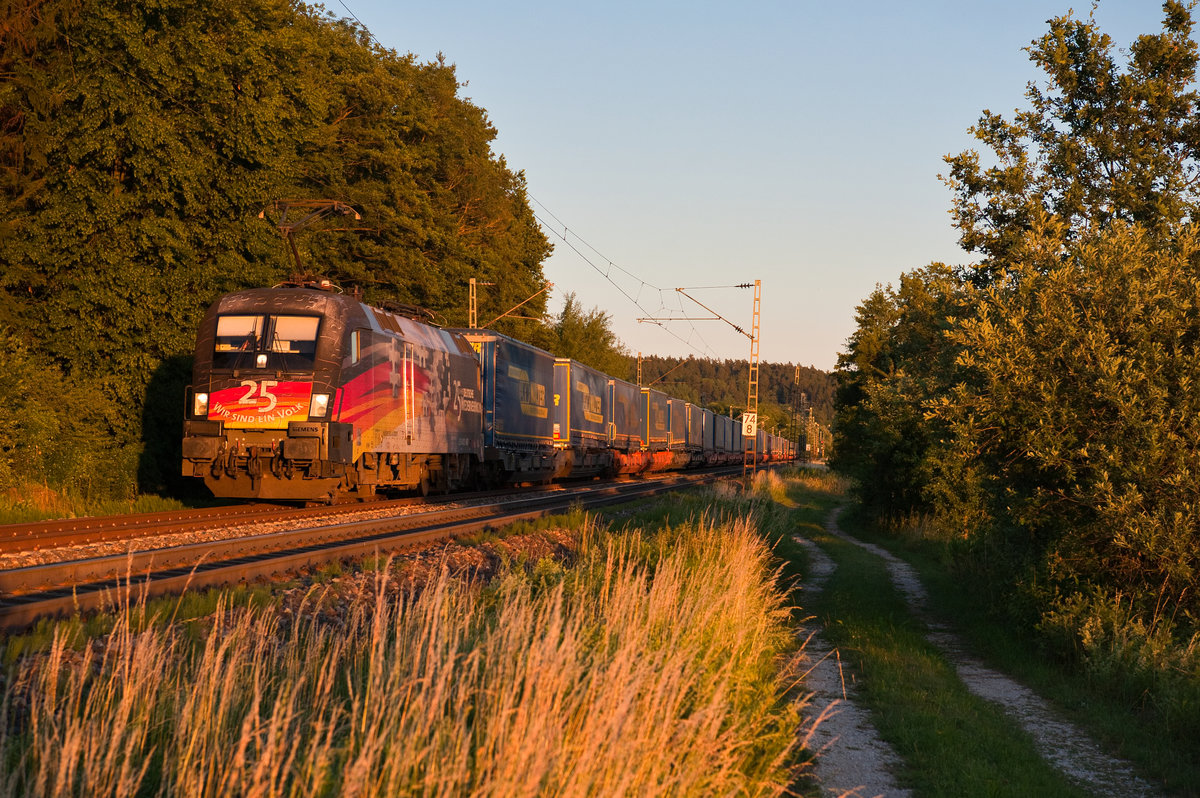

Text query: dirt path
(797, 534), (910, 797)
(812, 507), (1160, 798)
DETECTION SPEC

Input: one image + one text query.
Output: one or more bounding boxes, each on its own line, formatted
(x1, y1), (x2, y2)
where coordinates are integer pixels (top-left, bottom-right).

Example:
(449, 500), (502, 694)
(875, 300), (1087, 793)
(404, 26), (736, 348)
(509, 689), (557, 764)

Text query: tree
(831, 4), (1200, 743)
(0, 0), (550, 495)
(942, 1), (1200, 279)
(935, 219), (1200, 628)
(536, 292), (631, 379)
(831, 264), (972, 520)
(292, 48), (551, 329)
(0, 328), (65, 491)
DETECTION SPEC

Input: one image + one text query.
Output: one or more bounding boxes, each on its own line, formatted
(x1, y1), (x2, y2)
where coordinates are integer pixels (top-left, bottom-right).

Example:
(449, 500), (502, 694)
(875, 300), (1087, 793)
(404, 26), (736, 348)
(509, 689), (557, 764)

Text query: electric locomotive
(182, 278), (483, 502)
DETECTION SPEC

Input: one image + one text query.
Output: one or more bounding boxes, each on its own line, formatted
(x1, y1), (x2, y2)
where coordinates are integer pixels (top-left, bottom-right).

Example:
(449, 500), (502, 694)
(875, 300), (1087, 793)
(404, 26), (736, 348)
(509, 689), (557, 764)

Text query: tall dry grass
(0, 514), (804, 796)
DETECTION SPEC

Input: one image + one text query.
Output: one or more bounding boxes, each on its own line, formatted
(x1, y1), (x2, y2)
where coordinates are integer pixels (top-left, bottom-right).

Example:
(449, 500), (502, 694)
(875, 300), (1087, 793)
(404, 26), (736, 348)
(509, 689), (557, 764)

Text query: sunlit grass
(0, 494), (809, 796)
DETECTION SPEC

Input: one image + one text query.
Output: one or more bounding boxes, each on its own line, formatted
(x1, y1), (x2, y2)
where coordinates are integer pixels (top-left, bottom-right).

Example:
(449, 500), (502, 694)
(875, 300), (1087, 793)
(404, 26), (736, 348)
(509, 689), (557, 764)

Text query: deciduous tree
(832, 264), (971, 520)
(936, 218), (1200, 628)
(943, 1), (1200, 280)
(0, 0), (550, 493)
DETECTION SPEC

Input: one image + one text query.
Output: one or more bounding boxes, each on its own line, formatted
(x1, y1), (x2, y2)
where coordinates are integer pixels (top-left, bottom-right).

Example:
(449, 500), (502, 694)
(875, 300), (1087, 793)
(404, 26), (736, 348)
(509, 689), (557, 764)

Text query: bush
(1040, 588), (1200, 742)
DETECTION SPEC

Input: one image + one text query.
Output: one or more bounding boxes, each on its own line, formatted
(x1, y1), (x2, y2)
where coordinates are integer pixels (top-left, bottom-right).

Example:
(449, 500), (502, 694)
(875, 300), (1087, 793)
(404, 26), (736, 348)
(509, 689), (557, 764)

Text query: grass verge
(843, 509), (1199, 796)
(0, 485), (808, 796)
(801, 510), (1089, 797)
(0, 480), (215, 525)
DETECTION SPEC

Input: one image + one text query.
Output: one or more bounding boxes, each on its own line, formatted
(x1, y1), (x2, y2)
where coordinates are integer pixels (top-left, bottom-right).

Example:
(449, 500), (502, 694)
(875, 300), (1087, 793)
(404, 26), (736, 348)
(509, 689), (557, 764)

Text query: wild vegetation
(832, 0), (1200, 759)
(850, 510), (1200, 794)
(0, 479), (816, 796)
(806, 517), (1090, 797)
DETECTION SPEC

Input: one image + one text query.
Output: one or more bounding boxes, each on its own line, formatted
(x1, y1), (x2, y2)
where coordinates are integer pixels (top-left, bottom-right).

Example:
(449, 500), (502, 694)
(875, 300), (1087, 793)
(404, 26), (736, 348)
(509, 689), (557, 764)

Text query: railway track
(0, 468), (744, 631)
(0, 488), (542, 555)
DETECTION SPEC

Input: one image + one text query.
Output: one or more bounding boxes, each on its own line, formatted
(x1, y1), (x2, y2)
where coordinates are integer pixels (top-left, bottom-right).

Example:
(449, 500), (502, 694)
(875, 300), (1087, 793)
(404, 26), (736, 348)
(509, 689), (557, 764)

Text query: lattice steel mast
(743, 279), (761, 477)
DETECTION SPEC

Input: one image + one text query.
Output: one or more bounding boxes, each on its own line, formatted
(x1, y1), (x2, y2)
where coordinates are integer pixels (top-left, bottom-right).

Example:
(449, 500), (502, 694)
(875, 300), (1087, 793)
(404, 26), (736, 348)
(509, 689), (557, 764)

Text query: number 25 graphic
(239, 380), (278, 412)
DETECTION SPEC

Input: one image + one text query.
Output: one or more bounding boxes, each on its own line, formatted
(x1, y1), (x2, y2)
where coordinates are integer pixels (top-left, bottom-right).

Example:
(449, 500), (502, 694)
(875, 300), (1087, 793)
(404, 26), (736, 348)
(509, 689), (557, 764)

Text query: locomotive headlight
(194, 392), (209, 418)
(310, 393), (330, 418)
(256, 354), (268, 369)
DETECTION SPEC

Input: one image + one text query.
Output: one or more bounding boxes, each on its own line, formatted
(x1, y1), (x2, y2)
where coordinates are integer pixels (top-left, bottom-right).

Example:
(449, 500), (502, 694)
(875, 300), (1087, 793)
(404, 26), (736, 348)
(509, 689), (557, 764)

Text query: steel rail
(0, 503), (278, 553)
(0, 469), (741, 631)
(0, 486), (568, 555)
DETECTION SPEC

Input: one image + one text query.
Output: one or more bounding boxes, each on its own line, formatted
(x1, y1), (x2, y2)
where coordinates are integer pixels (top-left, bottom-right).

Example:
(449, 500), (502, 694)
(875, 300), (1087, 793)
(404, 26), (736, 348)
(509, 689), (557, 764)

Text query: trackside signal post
(743, 279), (761, 478)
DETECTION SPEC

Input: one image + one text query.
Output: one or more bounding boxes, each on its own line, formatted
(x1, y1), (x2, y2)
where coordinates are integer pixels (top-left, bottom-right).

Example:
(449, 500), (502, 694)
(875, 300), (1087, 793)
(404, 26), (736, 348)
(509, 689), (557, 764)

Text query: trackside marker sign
(742, 413), (757, 437)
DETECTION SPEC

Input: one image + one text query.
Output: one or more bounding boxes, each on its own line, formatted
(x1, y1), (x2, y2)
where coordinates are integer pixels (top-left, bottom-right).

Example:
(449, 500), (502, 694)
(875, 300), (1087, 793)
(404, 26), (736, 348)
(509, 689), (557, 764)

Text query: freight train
(181, 279), (793, 502)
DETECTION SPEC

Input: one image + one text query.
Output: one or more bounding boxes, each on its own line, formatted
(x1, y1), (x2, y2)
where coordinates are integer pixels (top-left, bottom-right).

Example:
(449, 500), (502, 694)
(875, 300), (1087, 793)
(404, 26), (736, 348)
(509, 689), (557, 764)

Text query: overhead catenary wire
(328, 5), (725, 362)
(531, 207), (719, 359)
(531, 194), (730, 358)
(530, 196), (664, 292)
(336, 0), (371, 36)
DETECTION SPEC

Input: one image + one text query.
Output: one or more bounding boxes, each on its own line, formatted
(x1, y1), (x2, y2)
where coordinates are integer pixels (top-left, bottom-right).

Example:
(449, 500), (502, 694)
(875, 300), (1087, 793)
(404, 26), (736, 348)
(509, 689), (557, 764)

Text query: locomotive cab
(184, 280), (485, 502)
(182, 284), (356, 501)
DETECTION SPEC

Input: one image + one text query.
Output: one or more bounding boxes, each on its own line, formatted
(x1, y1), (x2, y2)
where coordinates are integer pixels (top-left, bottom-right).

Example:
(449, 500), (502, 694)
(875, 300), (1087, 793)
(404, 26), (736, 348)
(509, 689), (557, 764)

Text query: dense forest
(833, 1), (1199, 744)
(0, 0), (833, 501)
(634, 354), (833, 432)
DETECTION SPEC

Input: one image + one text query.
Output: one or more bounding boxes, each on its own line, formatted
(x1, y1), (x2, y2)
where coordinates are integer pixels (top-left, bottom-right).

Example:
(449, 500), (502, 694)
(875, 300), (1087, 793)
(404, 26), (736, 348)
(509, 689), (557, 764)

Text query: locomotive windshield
(213, 314), (320, 371)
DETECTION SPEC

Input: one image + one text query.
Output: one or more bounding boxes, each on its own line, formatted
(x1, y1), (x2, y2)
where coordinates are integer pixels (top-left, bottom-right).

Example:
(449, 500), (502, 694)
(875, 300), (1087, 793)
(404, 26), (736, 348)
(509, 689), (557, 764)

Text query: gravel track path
(796, 532), (910, 798)
(809, 507), (1160, 798)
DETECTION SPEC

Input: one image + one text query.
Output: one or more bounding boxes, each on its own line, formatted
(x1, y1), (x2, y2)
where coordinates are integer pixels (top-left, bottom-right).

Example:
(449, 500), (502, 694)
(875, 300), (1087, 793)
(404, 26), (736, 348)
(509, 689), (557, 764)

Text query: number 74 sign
(742, 412), (757, 437)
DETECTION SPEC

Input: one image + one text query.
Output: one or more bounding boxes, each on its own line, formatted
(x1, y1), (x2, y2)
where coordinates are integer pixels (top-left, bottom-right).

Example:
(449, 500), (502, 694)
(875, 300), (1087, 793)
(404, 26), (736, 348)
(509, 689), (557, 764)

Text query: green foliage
(943, 1), (1200, 279)
(0, 328), (63, 490)
(0, 0), (550, 497)
(831, 264), (975, 522)
(937, 220), (1200, 630)
(835, 1), (1200, 743)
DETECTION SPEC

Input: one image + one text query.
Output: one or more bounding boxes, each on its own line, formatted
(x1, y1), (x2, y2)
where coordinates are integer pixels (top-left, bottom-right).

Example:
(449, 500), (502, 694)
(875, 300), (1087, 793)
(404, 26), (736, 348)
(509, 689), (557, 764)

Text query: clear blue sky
(341, 1), (1174, 371)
